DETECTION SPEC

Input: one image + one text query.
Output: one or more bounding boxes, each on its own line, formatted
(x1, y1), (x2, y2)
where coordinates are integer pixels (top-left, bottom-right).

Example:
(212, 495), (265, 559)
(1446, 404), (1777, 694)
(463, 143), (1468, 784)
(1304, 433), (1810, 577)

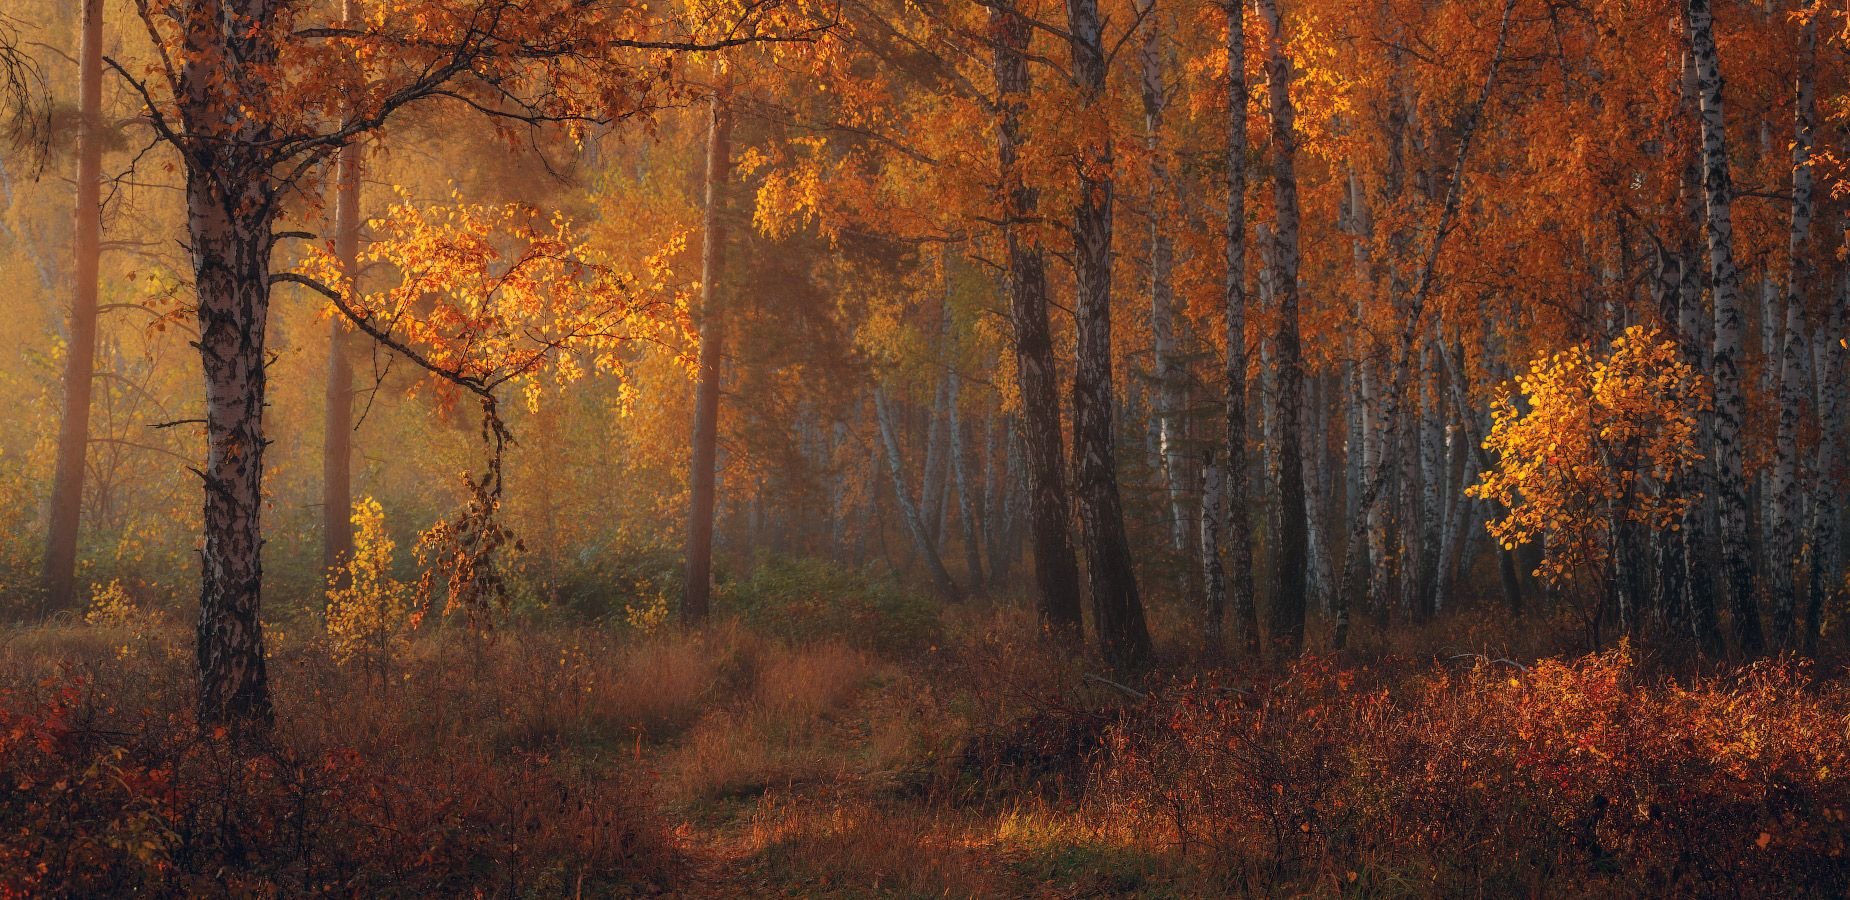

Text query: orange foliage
(1095, 647), (1850, 895)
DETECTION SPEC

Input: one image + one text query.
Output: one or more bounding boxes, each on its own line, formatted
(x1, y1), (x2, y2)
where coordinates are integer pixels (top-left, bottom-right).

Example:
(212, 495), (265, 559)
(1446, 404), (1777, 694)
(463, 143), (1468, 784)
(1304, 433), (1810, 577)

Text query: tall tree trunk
(1303, 372), (1335, 614)
(1808, 272), (1843, 654)
(949, 371), (985, 588)
(182, 0), (285, 732)
(322, 8), (363, 581)
(1771, 3), (1817, 647)
(1216, 0), (1259, 656)
(1139, 0), (1188, 558)
(1688, 0), (1763, 654)
(874, 387), (963, 602)
(1257, 0), (1309, 655)
(42, 0), (104, 614)
(1673, 44), (1724, 654)
(990, 0), (1084, 635)
(683, 91), (731, 626)
(1332, 0), (1515, 644)
(1066, 0), (1151, 666)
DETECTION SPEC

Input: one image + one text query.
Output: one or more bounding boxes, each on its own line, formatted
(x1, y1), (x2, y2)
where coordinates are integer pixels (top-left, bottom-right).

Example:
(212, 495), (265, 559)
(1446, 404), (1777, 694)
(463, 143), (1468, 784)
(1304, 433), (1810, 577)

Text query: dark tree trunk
(42, 0), (104, 614)
(1257, 0), (1309, 655)
(989, 0), (1083, 636)
(683, 92), (731, 626)
(1217, 0), (1260, 658)
(1066, 0), (1151, 668)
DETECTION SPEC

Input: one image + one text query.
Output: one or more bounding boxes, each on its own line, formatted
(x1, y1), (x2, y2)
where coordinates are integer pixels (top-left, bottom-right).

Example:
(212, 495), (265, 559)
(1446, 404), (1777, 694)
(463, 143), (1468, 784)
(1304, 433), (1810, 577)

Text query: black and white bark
(1066, 0), (1151, 666)
(1687, 0), (1763, 654)
(875, 386), (963, 603)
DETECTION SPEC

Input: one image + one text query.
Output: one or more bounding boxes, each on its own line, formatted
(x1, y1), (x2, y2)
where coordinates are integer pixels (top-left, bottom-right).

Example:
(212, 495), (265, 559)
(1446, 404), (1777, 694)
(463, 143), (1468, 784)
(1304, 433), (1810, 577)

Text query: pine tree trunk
(1687, 0), (1763, 654)
(42, 0), (104, 614)
(990, 0), (1084, 635)
(1067, 0), (1150, 666)
(1256, 0), (1309, 655)
(683, 92), (731, 626)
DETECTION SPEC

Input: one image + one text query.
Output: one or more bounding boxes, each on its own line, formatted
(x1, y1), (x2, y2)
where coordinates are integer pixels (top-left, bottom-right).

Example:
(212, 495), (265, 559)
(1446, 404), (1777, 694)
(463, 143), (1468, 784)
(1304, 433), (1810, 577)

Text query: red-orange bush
(1093, 648), (1850, 896)
(0, 665), (672, 898)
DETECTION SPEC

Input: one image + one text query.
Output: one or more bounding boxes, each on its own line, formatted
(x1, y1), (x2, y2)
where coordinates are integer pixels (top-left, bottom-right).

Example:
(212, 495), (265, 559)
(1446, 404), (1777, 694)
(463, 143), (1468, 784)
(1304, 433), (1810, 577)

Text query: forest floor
(2, 580), (1847, 897)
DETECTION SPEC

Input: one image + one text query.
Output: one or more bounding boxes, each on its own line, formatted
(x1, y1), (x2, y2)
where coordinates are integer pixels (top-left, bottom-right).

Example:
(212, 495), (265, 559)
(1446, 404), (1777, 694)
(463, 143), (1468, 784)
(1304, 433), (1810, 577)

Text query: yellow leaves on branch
(300, 189), (691, 413)
(325, 497), (412, 676)
(1469, 326), (1708, 587)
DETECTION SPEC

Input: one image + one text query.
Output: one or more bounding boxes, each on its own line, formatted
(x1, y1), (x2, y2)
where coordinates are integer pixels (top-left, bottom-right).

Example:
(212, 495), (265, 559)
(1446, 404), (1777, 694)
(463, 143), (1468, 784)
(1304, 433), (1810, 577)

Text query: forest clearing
(1, 0), (1849, 895)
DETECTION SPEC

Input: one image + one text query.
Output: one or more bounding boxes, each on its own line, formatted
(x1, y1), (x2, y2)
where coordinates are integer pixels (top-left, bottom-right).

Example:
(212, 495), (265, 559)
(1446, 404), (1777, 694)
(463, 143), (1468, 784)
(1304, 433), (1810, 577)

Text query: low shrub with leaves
(0, 621), (676, 897)
(1093, 645), (1850, 896)
(324, 498), (415, 681)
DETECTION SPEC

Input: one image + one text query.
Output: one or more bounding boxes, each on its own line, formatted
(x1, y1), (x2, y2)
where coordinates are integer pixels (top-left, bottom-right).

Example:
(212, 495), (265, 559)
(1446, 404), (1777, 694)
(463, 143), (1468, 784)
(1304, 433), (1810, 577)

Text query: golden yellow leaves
(299, 187), (689, 415)
(1470, 326), (1708, 586)
(325, 497), (412, 675)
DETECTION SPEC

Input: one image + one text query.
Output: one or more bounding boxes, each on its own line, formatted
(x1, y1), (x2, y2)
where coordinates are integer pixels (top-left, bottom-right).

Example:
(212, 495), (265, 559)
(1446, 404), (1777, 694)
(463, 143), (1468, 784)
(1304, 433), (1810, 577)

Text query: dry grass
(3, 588), (1845, 897)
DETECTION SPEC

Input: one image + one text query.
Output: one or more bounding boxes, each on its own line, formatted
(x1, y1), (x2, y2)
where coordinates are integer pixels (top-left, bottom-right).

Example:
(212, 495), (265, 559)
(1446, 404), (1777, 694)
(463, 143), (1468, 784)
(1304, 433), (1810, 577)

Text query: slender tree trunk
(1066, 0), (1151, 666)
(1217, 0), (1259, 656)
(874, 387), (962, 602)
(1332, 0), (1515, 641)
(683, 92), (731, 626)
(1807, 272), (1843, 654)
(949, 371), (985, 588)
(1139, 0), (1188, 558)
(42, 0), (105, 614)
(1672, 45), (1724, 654)
(920, 343), (951, 537)
(322, 10), (363, 580)
(1771, 4), (1817, 647)
(1256, 0), (1308, 655)
(990, 0), (1083, 634)
(1687, 0), (1763, 654)
(1303, 372), (1335, 614)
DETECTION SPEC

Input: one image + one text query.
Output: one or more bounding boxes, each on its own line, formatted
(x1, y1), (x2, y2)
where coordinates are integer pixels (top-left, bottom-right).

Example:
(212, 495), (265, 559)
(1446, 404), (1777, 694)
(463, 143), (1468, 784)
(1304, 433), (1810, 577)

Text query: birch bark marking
(1138, 0), (1188, 556)
(1770, 1), (1817, 646)
(1687, 0), (1763, 654)
(1067, 0), (1152, 666)
(874, 387), (963, 603)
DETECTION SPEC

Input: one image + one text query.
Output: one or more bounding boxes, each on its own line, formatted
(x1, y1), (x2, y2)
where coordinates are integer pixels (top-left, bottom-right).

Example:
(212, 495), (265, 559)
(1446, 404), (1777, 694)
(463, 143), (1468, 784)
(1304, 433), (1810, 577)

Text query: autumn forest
(1, 0), (1848, 895)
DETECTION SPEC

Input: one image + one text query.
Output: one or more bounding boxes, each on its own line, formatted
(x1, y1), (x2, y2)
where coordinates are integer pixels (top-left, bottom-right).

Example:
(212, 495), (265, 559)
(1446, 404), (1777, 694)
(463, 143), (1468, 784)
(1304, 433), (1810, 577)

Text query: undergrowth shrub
(718, 557), (940, 654)
(1093, 645), (1850, 897)
(0, 624), (677, 897)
